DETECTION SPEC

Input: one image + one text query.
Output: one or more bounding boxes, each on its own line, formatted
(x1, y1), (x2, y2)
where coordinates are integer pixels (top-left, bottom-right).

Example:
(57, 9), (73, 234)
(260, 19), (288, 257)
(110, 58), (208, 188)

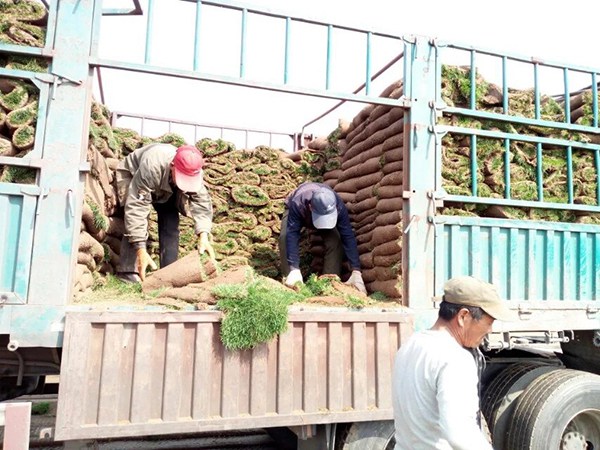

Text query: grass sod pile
(439, 65), (600, 223)
(215, 268), (367, 350)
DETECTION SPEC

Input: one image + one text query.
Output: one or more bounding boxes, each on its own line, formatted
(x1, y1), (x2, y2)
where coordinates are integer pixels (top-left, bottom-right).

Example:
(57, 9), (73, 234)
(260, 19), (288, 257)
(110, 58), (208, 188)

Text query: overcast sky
(98, 0), (600, 149)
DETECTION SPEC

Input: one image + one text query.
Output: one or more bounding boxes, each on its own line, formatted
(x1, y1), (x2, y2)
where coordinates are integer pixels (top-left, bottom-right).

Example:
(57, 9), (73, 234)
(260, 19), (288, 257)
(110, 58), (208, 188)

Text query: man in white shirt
(392, 276), (516, 450)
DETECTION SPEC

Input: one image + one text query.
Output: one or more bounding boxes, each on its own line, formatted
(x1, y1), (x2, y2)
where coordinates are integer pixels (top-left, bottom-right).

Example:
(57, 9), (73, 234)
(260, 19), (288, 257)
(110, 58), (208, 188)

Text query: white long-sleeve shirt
(392, 329), (493, 450)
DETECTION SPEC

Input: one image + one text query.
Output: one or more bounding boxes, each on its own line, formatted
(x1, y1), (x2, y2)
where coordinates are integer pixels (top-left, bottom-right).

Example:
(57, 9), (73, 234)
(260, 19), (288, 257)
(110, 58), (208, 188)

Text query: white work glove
(197, 231), (216, 262)
(345, 270), (367, 294)
(284, 269), (303, 287)
(136, 248), (157, 281)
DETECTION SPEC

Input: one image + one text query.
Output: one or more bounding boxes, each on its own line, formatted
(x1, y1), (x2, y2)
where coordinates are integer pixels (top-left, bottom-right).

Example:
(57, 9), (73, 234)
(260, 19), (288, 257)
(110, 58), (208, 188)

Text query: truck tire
(506, 368), (600, 450)
(340, 420), (395, 450)
(482, 361), (559, 449)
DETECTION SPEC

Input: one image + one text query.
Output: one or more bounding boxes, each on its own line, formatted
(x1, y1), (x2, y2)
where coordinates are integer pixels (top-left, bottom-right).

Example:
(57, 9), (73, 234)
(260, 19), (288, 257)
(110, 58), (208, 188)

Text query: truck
(1, 1), (600, 449)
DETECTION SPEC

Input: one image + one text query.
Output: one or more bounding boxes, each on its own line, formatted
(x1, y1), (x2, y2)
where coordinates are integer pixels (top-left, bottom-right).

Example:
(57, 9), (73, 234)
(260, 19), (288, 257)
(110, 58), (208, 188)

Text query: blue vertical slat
(239, 8), (247, 78)
(471, 134), (477, 196)
(526, 229), (536, 300)
(595, 234), (600, 300)
(365, 32), (372, 96)
(504, 138), (511, 199)
(545, 230), (555, 300)
(578, 232), (588, 300)
(325, 25), (332, 90)
(536, 142), (543, 201)
(562, 231), (572, 300)
(593, 72), (598, 128)
(193, 1), (202, 71)
(283, 17), (290, 84)
(533, 63), (540, 120)
(144, 0), (155, 64)
(563, 67), (570, 123)
(470, 50), (476, 110)
(502, 56), (508, 114)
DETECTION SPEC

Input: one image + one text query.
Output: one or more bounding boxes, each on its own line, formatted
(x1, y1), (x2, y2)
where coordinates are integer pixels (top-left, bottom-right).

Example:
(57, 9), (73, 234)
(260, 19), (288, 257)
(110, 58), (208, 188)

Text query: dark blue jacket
(284, 182), (361, 270)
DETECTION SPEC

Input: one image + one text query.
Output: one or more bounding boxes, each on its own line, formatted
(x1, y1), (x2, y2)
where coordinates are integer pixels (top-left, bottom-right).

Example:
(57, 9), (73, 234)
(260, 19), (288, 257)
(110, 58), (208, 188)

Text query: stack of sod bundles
(440, 65), (600, 224)
(0, 78), (39, 183)
(316, 66), (600, 302)
(0, 0), (47, 48)
(315, 80), (405, 299)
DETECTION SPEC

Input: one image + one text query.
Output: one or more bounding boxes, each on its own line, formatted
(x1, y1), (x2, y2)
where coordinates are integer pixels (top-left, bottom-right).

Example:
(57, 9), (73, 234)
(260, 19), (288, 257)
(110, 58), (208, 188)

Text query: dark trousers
(279, 210), (343, 277)
(119, 194), (180, 273)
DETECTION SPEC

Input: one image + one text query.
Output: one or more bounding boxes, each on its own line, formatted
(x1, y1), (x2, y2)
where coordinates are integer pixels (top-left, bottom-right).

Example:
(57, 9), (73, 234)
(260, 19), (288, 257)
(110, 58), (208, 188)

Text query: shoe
(115, 272), (141, 284)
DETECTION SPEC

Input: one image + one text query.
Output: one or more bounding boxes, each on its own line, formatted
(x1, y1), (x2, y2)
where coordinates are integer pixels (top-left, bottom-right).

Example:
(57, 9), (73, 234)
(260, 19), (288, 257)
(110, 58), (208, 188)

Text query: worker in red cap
(114, 143), (215, 282)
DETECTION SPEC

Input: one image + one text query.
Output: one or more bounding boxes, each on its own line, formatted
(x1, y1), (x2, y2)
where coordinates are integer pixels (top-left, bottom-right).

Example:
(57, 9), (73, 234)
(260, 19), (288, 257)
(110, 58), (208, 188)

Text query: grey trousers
(279, 210), (343, 277)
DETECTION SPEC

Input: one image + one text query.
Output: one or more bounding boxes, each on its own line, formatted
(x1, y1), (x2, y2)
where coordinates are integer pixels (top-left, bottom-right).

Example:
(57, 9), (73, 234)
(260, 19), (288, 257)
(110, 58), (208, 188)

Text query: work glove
(197, 231), (216, 262)
(136, 248), (157, 281)
(284, 269), (303, 287)
(345, 270), (367, 294)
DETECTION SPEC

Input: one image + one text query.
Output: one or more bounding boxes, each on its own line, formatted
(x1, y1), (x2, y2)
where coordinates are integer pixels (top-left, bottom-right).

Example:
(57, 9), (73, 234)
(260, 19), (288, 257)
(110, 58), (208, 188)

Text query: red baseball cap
(172, 145), (205, 192)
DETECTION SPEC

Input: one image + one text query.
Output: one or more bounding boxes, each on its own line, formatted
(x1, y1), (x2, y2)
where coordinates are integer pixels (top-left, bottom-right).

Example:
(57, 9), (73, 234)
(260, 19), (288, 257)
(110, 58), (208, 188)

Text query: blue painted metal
(284, 17), (290, 84)
(240, 8), (247, 78)
(564, 67), (570, 123)
(533, 63), (540, 120)
(325, 25), (332, 90)
(144, 0), (155, 64)
(536, 142), (543, 201)
(504, 139), (511, 198)
(435, 216), (600, 302)
(593, 72), (599, 127)
(470, 134), (477, 196)
(401, 36), (437, 307)
(365, 32), (372, 96)
(470, 49), (476, 109)
(566, 146), (573, 204)
(0, 190), (36, 304)
(193, 1), (202, 71)
(502, 55), (508, 113)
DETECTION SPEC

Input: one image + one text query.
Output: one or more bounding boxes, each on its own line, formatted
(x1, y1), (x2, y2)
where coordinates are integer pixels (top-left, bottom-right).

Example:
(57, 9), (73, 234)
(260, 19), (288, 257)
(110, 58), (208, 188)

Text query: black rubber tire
(506, 368), (600, 450)
(340, 421), (395, 450)
(481, 361), (559, 450)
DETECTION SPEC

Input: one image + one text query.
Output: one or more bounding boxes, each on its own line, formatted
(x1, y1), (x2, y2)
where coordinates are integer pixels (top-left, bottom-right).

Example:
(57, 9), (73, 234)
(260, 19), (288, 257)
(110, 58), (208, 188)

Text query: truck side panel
(54, 309), (412, 440)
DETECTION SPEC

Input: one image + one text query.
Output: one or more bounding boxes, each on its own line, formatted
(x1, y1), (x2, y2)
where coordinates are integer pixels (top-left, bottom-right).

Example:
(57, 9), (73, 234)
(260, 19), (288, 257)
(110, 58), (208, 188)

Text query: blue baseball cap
(311, 187), (338, 229)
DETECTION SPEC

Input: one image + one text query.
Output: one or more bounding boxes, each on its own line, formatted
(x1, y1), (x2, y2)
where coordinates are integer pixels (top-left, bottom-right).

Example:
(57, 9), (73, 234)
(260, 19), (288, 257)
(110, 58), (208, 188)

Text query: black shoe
(115, 272), (141, 284)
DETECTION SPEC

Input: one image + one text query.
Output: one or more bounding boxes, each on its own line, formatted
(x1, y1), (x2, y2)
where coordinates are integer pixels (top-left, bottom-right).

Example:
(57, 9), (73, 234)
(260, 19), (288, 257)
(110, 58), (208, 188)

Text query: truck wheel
(340, 420), (395, 450)
(482, 361), (559, 449)
(506, 368), (600, 450)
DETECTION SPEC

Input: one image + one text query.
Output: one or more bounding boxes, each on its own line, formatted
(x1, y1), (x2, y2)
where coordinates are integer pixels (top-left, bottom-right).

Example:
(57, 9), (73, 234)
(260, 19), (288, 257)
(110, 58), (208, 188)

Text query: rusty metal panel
(55, 308), (412, 440)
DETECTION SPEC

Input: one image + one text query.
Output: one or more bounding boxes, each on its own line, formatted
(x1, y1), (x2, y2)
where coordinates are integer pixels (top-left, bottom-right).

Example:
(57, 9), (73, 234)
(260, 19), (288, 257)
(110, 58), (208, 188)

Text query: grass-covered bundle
(215, 269), (367, 350)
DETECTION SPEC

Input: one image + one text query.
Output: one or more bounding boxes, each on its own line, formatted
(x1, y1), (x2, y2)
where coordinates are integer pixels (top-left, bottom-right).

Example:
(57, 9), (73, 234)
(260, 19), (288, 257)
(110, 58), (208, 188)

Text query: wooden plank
(116, 323), (136, 423)
(292, 323), (304, 412)
(237, 348), (251, 416)
(82, 324), (104, 425)
(276, 327), (294, 414)
(375, 322), (392, 409)
(97, 323), (123, 425)
(178, 323), (196, 419)
(192, 322), (216, 419)
(366, 323), (377, 407)
(162, 323), (185, 422)
(250, 344), (268, 416)
(303, 322), (319, 413)
(150, 324), (168, 420)
(130, 323), (154, 424)
(327, 322), (343, 411)
(221, 349), (241, 417)
(265, 337), (278, 414)
(351, 322), (368, 410)
(342, 323), (353, 409)
(209, 326), (224, 417)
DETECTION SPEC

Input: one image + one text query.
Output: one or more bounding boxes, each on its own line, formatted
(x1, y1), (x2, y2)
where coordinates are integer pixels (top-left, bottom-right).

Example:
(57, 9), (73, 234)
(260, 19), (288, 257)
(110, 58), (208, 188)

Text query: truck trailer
(1, 1), (600, 449)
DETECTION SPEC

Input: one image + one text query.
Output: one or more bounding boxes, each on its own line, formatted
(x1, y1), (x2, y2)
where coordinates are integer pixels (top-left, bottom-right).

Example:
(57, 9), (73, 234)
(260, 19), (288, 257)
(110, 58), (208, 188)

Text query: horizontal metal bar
(181, 0), (403, 40)
(0, 68), (54, 83)
(0, 42), (53, 58)
(443, 40), (600, 75)
(442, 194), (600, 212)
(90, 57), (409, 107)
(0, 156), (44, 168)
(103, 0), (143, 15)
(442, 124), (600, 151)
(444, 106), (600, 138)
(113, 111), (295, 138)
(0, 183), (42, 196)
(438, 214), (600, 233)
